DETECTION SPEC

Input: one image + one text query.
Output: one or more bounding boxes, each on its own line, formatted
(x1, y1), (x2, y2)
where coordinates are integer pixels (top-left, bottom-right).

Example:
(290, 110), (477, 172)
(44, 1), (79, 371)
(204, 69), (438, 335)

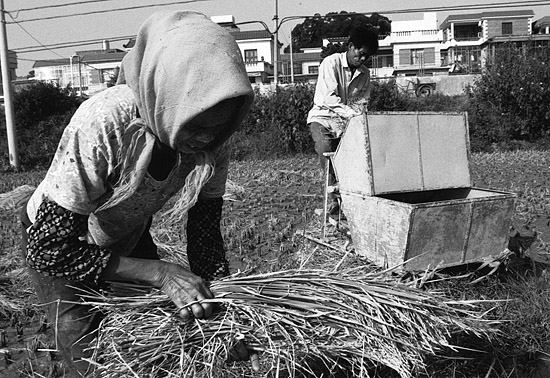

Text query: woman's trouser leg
(21, 205), (157, 377)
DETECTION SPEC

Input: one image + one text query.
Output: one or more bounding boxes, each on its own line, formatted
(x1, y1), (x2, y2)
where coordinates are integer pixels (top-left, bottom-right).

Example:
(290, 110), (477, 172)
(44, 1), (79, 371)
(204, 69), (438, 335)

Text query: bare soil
(1, 154), (549, 377)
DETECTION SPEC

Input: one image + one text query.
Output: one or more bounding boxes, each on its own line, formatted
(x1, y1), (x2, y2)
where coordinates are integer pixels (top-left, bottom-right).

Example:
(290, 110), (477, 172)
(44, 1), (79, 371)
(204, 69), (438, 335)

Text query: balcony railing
(455, 33), (482, 41)
(392, 30), (440, 37)
(244, 60), (273, 74)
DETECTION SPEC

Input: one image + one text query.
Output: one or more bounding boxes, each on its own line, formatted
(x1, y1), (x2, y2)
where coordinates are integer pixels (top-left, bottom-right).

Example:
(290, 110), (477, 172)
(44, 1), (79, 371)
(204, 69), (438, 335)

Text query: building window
(293, 61), (302, 75)
(410, 49), (424, 65)
(383, 54), (394, 67)
(308, 65), (319, 74)
(502, 22), (513, 35)
(453, 46), (482, 73)
(101, 69), (116, 83)
(244, 49), (258, 63)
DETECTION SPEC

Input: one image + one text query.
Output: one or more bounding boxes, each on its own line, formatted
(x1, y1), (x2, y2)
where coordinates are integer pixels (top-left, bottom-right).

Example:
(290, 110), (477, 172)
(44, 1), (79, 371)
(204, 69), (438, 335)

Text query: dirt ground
(2, 155), (550, 377)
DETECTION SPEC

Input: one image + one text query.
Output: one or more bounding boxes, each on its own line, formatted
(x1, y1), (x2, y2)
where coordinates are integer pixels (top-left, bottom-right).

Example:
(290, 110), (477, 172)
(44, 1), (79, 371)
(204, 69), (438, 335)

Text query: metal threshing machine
(329, 112), (516, 271)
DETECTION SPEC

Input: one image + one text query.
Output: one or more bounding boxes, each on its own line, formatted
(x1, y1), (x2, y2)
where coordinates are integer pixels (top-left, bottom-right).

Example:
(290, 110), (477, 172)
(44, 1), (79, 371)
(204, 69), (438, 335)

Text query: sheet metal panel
(342, 188), (516, 271)
(332, 114), (373, 195)
(416, 113), (471, 190)
(341, 193), (411, 269)
(334, 112), (472, 196)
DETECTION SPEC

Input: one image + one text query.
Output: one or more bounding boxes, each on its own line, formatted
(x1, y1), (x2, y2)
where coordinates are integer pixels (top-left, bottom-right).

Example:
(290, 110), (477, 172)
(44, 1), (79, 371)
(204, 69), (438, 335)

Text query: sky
(6, 0), (550, 77)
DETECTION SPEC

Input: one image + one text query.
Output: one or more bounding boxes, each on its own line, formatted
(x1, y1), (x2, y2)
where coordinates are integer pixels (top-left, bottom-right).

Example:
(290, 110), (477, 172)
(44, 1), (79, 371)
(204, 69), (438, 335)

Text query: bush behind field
(0, 82), (84, 170)
(466, 44), (550, 153)
(0, 83), (482, 168)
(232, 81), (470, 160)
(1, 81), (469, 168)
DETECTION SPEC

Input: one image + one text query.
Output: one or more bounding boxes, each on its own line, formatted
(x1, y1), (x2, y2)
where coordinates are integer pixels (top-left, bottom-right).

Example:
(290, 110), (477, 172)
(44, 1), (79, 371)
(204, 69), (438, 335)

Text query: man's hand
(154, 261), (214, 320)
(226, 333), (260, 372)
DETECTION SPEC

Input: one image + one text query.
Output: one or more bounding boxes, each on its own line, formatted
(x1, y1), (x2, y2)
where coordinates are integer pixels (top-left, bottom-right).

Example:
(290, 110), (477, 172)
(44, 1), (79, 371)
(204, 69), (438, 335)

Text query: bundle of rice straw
(83, 268), (495, 378)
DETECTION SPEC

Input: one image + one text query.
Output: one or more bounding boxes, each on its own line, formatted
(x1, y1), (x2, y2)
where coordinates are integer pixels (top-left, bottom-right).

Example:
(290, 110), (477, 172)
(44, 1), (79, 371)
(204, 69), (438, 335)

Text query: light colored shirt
(307, 52), (372, 136)
(27, 85), (229, 256)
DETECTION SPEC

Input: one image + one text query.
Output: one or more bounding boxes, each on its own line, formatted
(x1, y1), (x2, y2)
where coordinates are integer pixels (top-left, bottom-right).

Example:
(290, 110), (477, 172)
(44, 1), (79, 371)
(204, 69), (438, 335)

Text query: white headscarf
(119, 10), (254, 150)
(100, 11), (254, 212)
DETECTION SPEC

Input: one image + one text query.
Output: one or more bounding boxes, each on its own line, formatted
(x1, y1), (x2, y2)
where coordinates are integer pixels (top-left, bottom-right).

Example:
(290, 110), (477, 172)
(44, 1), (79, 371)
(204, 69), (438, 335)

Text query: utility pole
(77, 55), (82, 96)
(273, 0), (279, 85)
(70, 55), (74, 90)
(289, 28), (294, 84)
(0, 0), (19, 170)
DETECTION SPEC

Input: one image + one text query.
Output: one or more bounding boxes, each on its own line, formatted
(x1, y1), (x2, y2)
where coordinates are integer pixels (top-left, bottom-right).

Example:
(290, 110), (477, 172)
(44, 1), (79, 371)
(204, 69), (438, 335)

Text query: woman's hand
(153, 261), (214, 320)
(101, 256), (214, 320)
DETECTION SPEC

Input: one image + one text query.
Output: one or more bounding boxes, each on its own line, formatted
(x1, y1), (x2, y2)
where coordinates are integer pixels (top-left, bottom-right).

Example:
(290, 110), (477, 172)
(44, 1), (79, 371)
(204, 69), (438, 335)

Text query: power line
(377, 0), (550, 15)
(6, 0), (550, 25)
(9, 0), (120, 14)
(5, 0), (213, 24)
(7, 14), (65, 59)
(275, 1), (550, 31)
(17, 57), (42, 62)
(7, 17), (127, 71)
(13, 35), (135, 53)
(9, 0), (550, 54)
(7, 12), (121, 72)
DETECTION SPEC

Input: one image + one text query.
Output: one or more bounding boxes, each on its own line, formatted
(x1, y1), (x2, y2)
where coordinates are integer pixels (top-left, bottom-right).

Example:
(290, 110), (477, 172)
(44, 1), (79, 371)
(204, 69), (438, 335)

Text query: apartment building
(32, 40), (126, 96)
(440, 10), (537, 74)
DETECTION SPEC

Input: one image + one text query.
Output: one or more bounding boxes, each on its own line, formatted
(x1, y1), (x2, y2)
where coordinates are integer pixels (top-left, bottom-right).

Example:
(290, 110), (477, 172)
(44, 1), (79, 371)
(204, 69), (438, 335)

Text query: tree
(285, 11), (391, 53)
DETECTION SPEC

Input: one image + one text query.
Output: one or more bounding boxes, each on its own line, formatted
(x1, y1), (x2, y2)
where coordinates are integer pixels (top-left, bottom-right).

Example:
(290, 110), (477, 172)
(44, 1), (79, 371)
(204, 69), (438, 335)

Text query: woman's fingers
(190, 302), (205, 319)
(196, 293), (213, 318)
(179, 307), (191, 321)
(178, 293), (213, 320)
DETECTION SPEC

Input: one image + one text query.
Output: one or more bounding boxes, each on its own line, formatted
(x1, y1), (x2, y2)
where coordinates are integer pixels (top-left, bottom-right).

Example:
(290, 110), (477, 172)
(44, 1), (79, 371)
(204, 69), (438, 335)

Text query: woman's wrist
(101, 255), (168, 287)
(148, 259), (170, 287)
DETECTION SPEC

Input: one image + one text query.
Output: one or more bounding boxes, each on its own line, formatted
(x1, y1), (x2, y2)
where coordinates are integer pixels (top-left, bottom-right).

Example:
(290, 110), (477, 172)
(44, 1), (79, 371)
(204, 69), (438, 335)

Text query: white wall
(392, 12), (439, 33)
(236, 39), (273, 63)
(390, 13), (444, 69)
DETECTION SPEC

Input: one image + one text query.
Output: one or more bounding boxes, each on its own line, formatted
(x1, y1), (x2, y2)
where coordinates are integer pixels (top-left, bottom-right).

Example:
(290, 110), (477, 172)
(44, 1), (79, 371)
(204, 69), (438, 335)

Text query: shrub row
(466, 44), (550, 152)
(232, 80), (469, 160)
(0, 82), (84, 170)
(0, 80), (498, 169)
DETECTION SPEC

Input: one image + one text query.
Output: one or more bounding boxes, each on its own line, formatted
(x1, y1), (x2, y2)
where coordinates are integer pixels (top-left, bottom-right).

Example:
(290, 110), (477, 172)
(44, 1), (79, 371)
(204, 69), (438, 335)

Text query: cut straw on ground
(81, 268), (498, 378)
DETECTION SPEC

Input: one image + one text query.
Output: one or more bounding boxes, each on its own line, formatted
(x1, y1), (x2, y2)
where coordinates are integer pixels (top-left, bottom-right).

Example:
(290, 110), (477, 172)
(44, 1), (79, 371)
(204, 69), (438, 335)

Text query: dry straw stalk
(81, 268), (495, 378)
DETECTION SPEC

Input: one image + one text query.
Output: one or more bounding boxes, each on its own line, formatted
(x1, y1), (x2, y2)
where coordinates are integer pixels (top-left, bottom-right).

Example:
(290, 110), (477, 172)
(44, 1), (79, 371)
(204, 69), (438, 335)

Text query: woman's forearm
(100, 254), (165, 286)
